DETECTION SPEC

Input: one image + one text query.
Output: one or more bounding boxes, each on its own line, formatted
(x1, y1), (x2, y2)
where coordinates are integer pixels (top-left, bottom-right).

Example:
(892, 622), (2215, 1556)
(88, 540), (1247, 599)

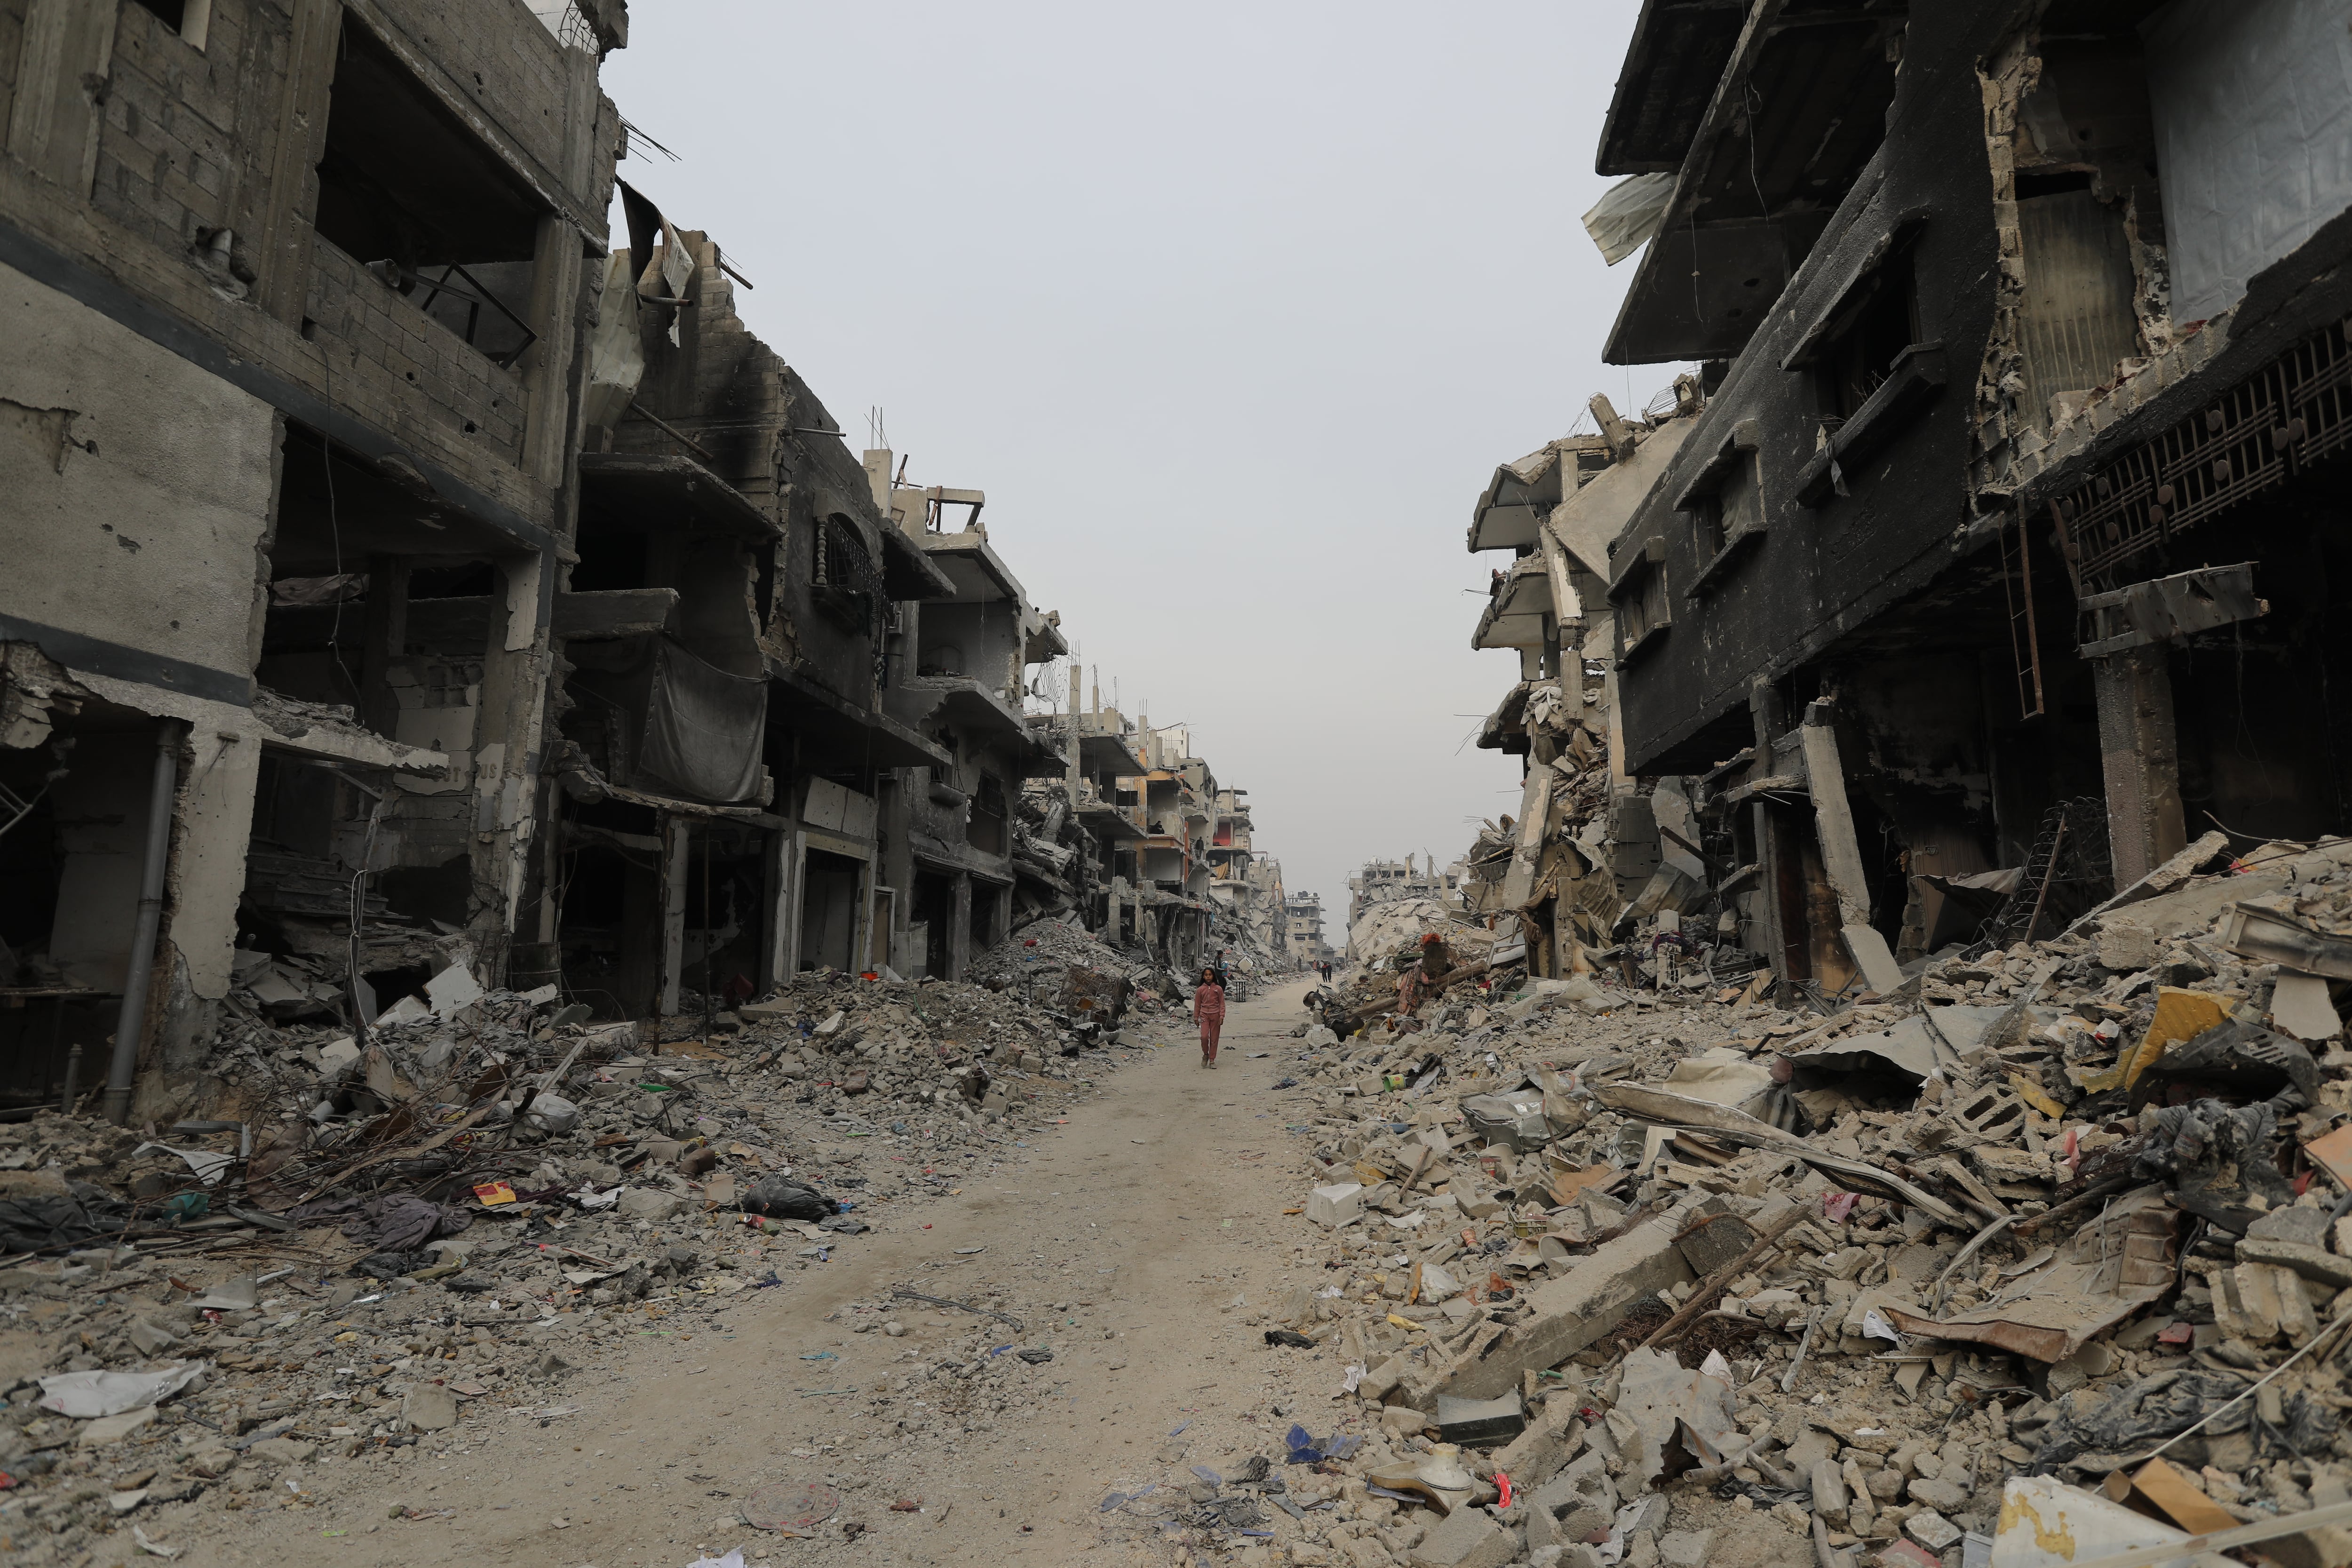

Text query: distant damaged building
(1564, 0), (2352, 999)
(0, 0), (628, 1117)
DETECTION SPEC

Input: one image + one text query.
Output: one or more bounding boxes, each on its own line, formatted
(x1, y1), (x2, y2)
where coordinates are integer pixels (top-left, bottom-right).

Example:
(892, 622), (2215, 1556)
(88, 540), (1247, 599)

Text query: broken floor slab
(1884, 1185), (2177, 1361)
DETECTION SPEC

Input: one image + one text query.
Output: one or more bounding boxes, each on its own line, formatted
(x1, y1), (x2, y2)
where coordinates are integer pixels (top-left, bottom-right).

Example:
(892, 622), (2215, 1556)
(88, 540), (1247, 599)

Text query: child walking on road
(1194, 968), (1226, 1068)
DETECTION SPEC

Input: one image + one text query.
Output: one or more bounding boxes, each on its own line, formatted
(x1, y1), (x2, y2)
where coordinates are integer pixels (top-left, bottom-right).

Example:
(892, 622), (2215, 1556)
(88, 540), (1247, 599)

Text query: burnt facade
(0, 0), (626, 1118)
(1595, 0), (2352, 996)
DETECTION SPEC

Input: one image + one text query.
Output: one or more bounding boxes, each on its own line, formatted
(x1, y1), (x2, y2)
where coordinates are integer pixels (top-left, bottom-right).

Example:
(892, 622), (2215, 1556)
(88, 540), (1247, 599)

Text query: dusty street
(150, 978), (1330, 1568)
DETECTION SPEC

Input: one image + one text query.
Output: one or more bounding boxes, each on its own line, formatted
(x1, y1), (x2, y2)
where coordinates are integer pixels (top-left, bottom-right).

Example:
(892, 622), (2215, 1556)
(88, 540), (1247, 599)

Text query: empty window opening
(129, 0), (211, 48)
(1817, 258), (1919, 421)
(968, 773), (1008, 856)
(314, 17), (545, 366)
(1693, 453), (1762, 560)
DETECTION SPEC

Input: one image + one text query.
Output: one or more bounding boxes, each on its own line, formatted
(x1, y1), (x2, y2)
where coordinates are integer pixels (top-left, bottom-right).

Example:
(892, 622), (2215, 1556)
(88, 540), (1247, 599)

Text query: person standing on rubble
(1194, 967), (1227, 1068)
(1419, 930), (1452, 984)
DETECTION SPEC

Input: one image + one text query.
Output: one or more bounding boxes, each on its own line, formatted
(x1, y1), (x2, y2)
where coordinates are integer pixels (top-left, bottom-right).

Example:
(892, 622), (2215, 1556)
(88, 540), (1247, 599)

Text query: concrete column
(948, 871), (972, 981)
(1066, 655), (1082, 807)
(656, 816), (690, 1015)
(254, 0), (342, 326)
(1748, 677), (1786, 986)
(778, 831), (807, 980)
(519, 211), (587, 486)
(2095, 646), (2187, 885)
(357, 554), (409, 738)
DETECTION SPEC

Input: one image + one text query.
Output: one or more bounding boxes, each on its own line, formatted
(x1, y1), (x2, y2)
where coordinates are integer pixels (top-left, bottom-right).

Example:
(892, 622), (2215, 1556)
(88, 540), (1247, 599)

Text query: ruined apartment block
(1483, 0), (2352, 1005)
(0, 0), (627, 1119)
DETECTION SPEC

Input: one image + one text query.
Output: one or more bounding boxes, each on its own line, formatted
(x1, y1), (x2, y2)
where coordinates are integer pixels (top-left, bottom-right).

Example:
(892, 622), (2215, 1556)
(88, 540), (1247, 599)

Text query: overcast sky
(600, 2), (1672, 931)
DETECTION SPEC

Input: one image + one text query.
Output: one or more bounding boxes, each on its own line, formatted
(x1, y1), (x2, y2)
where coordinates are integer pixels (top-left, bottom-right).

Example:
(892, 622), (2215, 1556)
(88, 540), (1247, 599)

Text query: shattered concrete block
(127, 1319), (178, 1357)
(2096, 922), (2163, 972)
(1905, 1511), (1963, 1552)
(1409, 1506), (1520, 1568)
(76, 1406), (157, 1448)
(1433, 1209), (1696, 1401)
(1490, 1400), (1584, 1488)
(1657, 1531), (1714, 1568)
(1907, 1476), (1971, 1513)
(616, 1188), (684, 1223)
(1812, 1459), (1851, 1527)
(2236, 1236), (2352, 1290)
(1309, 1182), (1366, 1228)
(402, 1383), (459, 1431)
(246, 1435), (318, 1465)
(1674, 1194), (1758, 1276)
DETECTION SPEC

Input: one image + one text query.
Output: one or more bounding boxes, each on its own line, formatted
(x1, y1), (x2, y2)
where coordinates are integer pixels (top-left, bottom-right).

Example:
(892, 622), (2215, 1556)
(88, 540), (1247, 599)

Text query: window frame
(1674, 420), (1766, 597)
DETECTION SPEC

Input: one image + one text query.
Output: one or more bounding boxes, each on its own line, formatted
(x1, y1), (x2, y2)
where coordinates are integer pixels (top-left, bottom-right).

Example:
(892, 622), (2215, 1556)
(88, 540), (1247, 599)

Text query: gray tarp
(640, 640), (766, 804)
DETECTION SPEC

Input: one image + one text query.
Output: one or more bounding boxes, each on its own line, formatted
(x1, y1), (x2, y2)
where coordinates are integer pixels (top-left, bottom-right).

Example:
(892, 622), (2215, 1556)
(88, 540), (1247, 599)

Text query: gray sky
(601, 2), (1672, 926)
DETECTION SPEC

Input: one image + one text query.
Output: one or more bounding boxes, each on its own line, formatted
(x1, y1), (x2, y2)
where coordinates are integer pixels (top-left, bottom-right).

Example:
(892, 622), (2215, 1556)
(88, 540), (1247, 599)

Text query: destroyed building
(1584, 0), (2352, 1000)
(1446, 380), (1714, 990)
(0, 0), (629, 1118)
(1287, 891), (1334, 969)
(0, 1), (1298, 1122)
(541, 178), (967, 1011)
(867, 458), (1068, 981)
(1348, 855), (1464, 935)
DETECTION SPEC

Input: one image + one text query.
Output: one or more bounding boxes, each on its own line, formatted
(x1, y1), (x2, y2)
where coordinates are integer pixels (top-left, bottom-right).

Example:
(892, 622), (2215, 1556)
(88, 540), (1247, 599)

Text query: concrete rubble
(1090, 828), (2352, 1568)
(0, 954), (1206, 1553)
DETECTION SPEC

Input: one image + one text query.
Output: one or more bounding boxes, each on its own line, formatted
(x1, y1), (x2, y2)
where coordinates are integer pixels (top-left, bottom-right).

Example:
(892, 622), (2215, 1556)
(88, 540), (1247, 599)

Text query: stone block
(402, 1382), (459, 1432)
(246, 1436), (318, 1465)
(1658, 1530), (1715, 1568)
(1906, 1476), (1971, 1512)
(1490, 1403), (1584, 1489)
(1409, 1507), (1520, 1568)
(616, 1187), (684, 1223)
(1310, 1183), (1366, 1228)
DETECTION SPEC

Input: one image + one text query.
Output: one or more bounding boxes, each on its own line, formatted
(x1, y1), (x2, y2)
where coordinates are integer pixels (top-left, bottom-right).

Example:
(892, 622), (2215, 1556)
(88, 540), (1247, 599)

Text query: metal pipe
(103, 723), (179, 1125)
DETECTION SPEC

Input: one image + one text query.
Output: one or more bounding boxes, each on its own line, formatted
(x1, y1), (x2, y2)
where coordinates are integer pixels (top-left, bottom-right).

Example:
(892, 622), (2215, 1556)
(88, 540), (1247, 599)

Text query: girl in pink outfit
(1193, 970), (1226, 1068)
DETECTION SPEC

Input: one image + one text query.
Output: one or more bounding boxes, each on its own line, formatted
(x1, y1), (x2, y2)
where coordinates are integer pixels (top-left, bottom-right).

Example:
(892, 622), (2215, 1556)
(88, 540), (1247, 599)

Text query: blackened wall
(1616, 5), (2023, 776)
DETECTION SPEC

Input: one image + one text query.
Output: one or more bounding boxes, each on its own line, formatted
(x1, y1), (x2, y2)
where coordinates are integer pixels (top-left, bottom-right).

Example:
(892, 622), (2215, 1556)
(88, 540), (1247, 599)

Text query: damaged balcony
(1597, 0), (1907, 366)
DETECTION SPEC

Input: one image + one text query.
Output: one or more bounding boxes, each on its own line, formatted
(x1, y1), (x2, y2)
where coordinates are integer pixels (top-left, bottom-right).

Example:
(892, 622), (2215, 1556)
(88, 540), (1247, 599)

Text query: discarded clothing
(740, 1176), (834, 1222)
(0, 1183), (133, 1254)
(286, 1192), (474, 1252)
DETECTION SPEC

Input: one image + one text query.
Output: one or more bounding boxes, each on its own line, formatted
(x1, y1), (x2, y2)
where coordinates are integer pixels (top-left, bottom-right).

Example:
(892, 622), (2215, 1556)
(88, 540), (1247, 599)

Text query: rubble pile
(0, 964), (1160, 1556)
(1144, 830), (2352, 1567)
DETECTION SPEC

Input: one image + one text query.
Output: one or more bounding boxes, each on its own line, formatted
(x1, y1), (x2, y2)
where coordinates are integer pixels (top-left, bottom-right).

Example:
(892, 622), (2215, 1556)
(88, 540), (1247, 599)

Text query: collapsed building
(1288, 891), (1334, 969)
(0, 0), (1302, 1124)
(0, 0), (630, 1121)
(1458, 0), (2352, 1010)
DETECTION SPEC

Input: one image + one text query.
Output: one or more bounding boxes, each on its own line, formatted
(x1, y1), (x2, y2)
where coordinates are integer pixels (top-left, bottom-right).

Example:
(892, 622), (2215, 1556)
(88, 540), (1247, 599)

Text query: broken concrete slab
(2235, 1235), (2352, 1290)
(1432, 1208), (1697, 1401)
(401, 1382), (459, 1431)
(1489, 1399), (1585, 1489)
(1409, 1505), (1520, 1568)
(1885, 1185), (2177, 1361)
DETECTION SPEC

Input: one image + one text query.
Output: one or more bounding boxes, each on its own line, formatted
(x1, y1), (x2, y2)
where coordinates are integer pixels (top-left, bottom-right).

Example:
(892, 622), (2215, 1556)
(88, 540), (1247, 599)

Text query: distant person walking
(1194, 968), (1227, 1068)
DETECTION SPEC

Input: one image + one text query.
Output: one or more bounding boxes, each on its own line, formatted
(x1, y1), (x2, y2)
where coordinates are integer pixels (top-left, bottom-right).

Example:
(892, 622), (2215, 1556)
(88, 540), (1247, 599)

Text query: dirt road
(173, 977), (1333, 1568)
